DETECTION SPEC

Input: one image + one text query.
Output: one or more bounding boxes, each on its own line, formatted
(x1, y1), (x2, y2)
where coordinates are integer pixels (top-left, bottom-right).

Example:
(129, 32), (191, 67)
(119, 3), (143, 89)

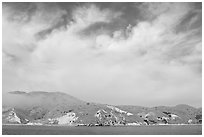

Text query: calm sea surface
(2, 124), (202, 135)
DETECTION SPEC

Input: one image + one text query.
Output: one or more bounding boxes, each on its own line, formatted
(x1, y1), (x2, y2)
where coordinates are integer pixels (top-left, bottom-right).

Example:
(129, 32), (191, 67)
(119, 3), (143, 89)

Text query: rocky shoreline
(3, 123), (202, 127)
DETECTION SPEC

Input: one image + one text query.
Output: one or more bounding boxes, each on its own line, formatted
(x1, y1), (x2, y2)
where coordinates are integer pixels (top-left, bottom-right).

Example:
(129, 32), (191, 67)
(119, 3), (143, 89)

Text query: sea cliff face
(2, 91), (202, 126)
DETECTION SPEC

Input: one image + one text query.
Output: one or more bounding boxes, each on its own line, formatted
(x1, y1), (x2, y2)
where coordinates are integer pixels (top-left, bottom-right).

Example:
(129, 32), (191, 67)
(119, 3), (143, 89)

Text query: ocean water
(2, 125), (202, 135)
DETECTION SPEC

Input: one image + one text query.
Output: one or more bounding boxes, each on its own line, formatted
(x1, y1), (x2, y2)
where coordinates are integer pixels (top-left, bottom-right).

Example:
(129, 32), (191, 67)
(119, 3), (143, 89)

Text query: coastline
(2, 123), (202, 127)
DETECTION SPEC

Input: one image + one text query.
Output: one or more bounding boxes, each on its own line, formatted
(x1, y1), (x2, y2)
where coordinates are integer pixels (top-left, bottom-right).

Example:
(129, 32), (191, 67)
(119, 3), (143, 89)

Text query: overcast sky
(2, 2), (202, 107)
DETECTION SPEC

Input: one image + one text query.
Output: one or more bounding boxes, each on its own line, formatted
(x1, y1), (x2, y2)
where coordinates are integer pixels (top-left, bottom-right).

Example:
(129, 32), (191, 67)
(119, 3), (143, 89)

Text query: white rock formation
(188, 119), (193, 124)
(170, 114), (180, 120)
(27, 122), (43, 125)
(162, 116), (169, 121)
(107, 105), (133, 116)
(50, 112), (78, 125)
(127, 122), (140, 126)
(6, 109), (21, 123)
(127, 112), (133, 116)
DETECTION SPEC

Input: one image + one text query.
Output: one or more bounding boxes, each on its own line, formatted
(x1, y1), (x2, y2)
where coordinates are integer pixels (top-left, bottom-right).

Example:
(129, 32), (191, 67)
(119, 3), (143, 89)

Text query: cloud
(73, 4), (122, 24)
(2, 3), (202, 107)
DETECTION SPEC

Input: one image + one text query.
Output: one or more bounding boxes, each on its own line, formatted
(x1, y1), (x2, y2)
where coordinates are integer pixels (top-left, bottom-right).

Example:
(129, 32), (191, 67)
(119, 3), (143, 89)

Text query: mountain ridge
(2, 91), (202, 126)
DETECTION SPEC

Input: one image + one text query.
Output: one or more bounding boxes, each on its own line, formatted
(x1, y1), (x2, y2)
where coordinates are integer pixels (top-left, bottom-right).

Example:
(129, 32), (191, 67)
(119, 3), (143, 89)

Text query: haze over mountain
(2, 91), (202, 126)
(3, 91), (84, 109)
(2, 2), (202, 107)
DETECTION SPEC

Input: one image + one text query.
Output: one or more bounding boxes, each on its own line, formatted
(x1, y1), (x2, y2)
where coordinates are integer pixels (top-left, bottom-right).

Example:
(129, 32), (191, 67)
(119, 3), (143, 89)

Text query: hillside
(2, 91), (202, 126)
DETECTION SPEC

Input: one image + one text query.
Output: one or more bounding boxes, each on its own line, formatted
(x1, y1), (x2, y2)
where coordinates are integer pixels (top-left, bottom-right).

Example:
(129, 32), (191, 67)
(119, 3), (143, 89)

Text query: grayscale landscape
(2, 2), (202, 135)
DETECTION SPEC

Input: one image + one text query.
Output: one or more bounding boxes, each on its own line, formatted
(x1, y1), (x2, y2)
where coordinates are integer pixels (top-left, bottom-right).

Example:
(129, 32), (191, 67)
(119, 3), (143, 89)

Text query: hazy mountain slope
(2, 91), (202, 125)
(3, 91), (87, 124)
(7, 91), (85, 108)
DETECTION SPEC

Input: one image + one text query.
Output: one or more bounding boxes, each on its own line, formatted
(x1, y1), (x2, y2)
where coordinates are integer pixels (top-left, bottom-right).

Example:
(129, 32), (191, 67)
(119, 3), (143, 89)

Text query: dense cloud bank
(2, 2), (202, 107)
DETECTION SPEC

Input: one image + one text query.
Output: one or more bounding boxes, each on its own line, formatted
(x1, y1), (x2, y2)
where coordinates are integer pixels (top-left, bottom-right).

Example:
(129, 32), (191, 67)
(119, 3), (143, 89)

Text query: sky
(2, 2), (202, 107)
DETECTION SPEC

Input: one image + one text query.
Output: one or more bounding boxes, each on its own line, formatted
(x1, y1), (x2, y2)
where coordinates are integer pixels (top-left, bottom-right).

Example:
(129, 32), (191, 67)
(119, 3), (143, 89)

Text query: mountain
(2, 91), (202, 126)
